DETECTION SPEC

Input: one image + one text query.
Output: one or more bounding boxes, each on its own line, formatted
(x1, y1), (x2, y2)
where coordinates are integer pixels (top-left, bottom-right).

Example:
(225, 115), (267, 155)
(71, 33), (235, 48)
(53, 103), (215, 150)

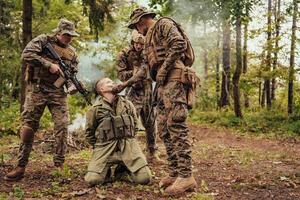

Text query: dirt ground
(1, 124), (300, 200)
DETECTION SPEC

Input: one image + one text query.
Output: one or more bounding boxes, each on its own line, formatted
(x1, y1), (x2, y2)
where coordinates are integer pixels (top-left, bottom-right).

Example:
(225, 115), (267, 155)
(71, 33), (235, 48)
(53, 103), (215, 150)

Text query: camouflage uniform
(18, 21), (79, 167)
(117, 45), (157, 154)
(84, 96), (151, 185)
(138, 17), (192, 178)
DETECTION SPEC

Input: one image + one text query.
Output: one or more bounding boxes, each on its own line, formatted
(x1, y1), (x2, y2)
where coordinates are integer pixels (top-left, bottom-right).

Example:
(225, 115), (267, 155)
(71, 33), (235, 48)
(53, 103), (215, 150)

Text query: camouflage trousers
(128, 87), (157, 154)
(135, 104), (157, 154)
(18, 84), (69, 167)
(157, 81), (192, 178)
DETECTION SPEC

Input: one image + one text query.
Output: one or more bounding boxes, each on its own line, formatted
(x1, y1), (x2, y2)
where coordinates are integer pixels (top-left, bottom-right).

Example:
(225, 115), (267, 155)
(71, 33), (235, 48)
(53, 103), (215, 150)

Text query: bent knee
(132, 166), (152, 185)
(84, 172), (104, 186)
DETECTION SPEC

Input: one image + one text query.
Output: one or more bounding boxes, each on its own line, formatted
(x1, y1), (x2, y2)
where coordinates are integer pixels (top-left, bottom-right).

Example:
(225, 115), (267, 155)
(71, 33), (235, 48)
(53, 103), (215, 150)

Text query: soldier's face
(133, 42), (143, 52)
(57, 33), (73, 45)
(97, 78), (115, 94)
(135, 21), (148, 36)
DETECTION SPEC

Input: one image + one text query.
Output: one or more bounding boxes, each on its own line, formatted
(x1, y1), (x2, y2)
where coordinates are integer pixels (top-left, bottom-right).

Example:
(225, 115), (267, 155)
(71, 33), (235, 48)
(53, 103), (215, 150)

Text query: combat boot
(4, 166), (25, 181)
(164, 176), (198, 196)
(159, 175), (177, 188)
(146, 152), (164, 165)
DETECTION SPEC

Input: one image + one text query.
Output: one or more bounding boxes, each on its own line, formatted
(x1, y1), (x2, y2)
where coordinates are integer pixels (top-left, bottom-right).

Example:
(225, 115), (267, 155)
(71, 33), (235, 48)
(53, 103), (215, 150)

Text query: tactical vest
(94, 99), (135, 143)
(145, 18), (200, 109)
(145, 17), (195, 71)
(26, 36), (76, 88)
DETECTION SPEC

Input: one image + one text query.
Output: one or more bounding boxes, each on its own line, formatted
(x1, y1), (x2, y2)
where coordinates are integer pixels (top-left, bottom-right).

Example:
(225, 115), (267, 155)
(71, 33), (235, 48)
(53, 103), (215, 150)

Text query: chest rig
(144, 17), (195, 71)
(26, 38), (76, 88)
(94, 98), (135, 143)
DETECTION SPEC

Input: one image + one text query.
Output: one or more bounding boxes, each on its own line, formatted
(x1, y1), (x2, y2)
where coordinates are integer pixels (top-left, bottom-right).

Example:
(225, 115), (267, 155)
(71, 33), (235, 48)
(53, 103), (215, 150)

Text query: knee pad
(20, 126), (34, 144)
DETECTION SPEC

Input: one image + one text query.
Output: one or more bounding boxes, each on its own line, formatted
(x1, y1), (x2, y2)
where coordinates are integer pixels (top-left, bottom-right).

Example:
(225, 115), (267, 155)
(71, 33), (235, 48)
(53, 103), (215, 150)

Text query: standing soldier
(115, 30), (161, 164)
(127, 8), (199, 195)
(4, 19), (80, 181)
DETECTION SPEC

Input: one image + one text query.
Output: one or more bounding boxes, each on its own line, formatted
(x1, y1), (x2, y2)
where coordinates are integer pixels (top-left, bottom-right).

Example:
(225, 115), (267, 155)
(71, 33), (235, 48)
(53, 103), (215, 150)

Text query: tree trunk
(216, 26), (221, 108)
(272, 0), (281, 100)
(259, 82), (262, 106)
(203, 22), (208, 79)
(243, 9), (249, 108)
(233, 16), (243, 118)
(265, 0), (272, 110)
(261, 83), (266, 107)
(288, 0), (297, 114)
(20, 0), (32, 112)
(220, 19), (231, 107)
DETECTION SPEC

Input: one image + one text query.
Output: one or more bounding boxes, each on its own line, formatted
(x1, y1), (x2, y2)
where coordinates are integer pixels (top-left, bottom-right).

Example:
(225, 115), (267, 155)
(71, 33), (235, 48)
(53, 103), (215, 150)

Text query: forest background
(1, 0), (300, 140)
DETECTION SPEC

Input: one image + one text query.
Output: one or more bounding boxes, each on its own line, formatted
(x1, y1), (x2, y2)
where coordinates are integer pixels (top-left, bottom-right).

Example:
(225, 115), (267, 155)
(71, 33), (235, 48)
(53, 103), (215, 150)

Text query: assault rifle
(145, 83), (160, 125)
(44, 43), (91, 105)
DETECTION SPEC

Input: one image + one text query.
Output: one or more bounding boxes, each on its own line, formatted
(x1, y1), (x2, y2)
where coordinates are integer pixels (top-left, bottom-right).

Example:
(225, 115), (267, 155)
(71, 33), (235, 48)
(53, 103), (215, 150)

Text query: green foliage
(68, 94), (89, 121)
(51, 164), (74, 179)
(82, 0), (114, 41)
(13, 185), (25, 200)
(0, 102), (20, 135)
(0, 193), (9, 200)
(0, 95), (87, 136)
(190, 108), (300, 138)
(89, 2), (137, 79)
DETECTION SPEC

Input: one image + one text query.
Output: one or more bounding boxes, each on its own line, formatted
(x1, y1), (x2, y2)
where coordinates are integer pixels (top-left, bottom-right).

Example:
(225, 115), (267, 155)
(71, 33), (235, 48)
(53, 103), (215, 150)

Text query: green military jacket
(85, 96), (148, 174)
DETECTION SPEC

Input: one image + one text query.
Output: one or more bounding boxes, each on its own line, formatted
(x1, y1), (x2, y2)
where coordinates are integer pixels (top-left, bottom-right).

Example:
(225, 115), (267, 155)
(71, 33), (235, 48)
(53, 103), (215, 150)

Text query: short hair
(94, 77), (107, 96)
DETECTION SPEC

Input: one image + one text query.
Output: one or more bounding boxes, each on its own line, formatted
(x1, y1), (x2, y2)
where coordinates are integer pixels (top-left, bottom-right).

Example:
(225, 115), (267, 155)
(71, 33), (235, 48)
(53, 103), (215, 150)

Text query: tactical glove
(112, 82), (127, 94)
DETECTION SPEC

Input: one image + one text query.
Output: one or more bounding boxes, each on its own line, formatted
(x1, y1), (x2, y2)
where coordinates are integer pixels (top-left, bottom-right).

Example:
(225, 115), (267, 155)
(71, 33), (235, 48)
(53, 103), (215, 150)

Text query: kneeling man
(84, 77), (151, 186)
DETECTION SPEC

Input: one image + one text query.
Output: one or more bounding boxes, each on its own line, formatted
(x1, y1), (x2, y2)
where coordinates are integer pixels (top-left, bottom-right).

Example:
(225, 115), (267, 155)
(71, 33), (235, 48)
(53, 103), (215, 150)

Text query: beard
(141, 26), (149, 36)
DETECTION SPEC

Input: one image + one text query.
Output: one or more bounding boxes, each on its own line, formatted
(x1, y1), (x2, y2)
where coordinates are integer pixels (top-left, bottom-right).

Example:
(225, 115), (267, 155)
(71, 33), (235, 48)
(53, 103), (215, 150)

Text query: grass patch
(0, 192), (9, 200)
(192, 193), (214, 200)
(190, 109), (300, 139)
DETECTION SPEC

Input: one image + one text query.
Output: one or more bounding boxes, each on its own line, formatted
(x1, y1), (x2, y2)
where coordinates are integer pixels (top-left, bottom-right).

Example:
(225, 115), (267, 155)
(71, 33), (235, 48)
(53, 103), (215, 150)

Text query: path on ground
(1, 124), (299, 199)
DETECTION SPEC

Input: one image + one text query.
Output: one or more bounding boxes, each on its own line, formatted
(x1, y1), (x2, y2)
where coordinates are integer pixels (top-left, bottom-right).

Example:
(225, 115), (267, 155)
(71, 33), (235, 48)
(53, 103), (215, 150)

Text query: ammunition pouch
(95, 114), (135, 143)
(146, 44), (166, 70)
(167, 64), (200, 109)
(26, 42), (74, 88)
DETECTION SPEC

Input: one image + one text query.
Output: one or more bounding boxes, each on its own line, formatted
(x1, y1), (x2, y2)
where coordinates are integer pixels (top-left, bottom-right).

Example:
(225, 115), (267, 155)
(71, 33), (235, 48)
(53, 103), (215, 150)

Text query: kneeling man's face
(97, 78), (115, 94)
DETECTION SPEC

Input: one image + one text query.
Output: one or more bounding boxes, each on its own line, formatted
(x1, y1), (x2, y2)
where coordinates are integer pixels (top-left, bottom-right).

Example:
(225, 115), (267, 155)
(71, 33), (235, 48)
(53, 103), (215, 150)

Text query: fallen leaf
(97, 194), (106, 199)
(70, 188), (91, 196)
(280, 176), (289, 181)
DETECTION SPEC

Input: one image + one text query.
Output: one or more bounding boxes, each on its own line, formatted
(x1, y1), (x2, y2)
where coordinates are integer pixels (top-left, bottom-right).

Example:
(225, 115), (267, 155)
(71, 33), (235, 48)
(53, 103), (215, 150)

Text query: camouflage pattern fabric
(17, 33), (78, 167)
(117, 46), (157, 153)
(144, 18), (192, 178)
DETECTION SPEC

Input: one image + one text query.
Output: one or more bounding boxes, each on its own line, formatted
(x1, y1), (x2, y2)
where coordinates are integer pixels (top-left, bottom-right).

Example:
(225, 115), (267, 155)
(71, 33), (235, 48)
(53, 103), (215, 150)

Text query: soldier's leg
(167, 102), (191, 177)
(47, 94), (69, 166)
(18, 90), (47, 167)
(140, 104), (156, 154)
(163, 82), (197, 195)
(157, 102), (178, 177)
(85, 164), (112, 186)
(130, 166), (152, 185)
(5, 89), (46, 181)
(165, 82), (192, 178)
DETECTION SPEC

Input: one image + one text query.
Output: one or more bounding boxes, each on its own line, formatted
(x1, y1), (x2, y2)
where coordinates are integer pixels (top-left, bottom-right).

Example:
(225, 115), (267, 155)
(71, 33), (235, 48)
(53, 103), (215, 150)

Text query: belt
(167, 67), (183, 82)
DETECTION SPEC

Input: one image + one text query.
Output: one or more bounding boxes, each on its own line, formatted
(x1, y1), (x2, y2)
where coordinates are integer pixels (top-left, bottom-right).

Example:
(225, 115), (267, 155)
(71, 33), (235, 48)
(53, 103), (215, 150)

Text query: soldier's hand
(49, 63), (61, 74)
(112, 83), (126, 94)
(67, 84), (77, 95)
